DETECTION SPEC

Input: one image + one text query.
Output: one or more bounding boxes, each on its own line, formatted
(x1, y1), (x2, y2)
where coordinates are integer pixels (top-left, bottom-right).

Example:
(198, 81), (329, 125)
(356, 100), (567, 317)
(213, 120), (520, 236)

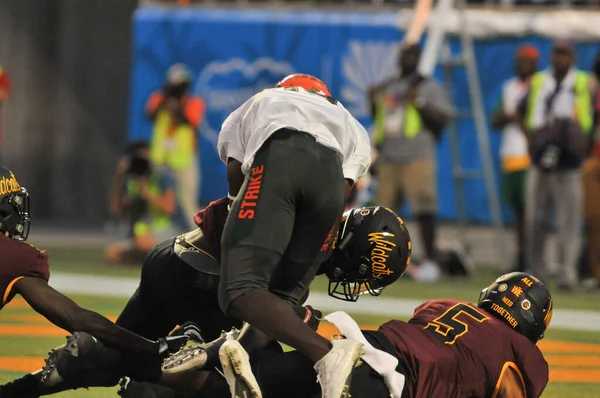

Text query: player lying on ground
(130, 272), (554, 398)
(213, 72), (373, 398)
(0, 166), (191, 385)
(1, 202), (411, 397)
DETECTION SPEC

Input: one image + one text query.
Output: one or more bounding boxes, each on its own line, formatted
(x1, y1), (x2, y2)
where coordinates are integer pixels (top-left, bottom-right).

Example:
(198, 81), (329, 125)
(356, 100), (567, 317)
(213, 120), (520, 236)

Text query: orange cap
(516, 45), (540, 60)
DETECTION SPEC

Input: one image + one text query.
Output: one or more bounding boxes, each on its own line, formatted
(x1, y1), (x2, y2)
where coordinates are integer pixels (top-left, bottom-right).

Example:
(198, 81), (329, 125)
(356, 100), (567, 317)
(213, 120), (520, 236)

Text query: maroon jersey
(0, 234), (50, 310)
(193, 197), (229, 260)
(379, 299), (548, 398)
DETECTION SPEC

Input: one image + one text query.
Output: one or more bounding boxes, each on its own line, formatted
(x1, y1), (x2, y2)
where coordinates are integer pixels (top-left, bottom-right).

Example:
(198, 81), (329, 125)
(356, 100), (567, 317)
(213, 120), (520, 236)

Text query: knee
(218, 283), (264, 318)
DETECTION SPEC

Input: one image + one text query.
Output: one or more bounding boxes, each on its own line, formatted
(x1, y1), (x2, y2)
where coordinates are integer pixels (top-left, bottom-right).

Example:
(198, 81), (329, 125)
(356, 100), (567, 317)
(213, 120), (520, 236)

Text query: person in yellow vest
(491, 45), (540, 273)
(106, 142), (187, 264)
(368, 43), (454, 283)
(517, 39), (595, 291)
(146, 63), (205, 230)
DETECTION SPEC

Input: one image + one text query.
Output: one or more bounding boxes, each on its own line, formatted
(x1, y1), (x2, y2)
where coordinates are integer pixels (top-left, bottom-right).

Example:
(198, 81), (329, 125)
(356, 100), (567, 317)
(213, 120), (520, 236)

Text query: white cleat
(314, 339), (364, 398)
(219, 339), (262, 398)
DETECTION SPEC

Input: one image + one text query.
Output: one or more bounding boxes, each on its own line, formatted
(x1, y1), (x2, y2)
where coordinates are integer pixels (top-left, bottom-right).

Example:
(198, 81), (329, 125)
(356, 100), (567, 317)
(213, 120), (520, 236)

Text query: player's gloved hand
(297, 305), (322, 331)
(157, 321), (204, 358)
(170, 321), (204, 342)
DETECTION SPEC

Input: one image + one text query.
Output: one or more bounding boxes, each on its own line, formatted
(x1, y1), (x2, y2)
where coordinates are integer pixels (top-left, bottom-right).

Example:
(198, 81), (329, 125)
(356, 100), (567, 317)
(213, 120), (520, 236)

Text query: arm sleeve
(217, 102), (249, 165)
(520, 349), (549, 398)
(343, 118), (372, 183)
(2, 243), (50, 307)
(184, 97), (206, 129)
(146, 92), (164, 113)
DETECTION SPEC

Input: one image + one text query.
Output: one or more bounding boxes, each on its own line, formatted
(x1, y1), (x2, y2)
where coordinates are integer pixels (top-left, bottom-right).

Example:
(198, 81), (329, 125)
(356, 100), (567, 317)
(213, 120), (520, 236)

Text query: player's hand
(170, 321), (204, 343)
(158, 322), (204, 358)
(158, 335), (190, 358)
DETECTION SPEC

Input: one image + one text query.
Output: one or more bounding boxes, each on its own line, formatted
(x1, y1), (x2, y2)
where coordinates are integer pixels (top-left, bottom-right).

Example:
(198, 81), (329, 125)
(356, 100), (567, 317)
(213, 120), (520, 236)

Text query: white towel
(324, 311), (406, 398)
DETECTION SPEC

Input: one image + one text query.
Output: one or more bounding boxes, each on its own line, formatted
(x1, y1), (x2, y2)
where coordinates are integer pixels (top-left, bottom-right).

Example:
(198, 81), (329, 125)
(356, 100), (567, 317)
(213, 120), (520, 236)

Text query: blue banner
(129, 7), (599, 223)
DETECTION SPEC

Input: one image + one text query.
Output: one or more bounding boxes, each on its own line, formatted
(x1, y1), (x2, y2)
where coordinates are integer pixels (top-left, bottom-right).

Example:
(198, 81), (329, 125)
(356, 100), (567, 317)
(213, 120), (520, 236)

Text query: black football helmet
(322, 206), (411, 302)
(478, 272), (553, 343)
(0, 166), (30, 241)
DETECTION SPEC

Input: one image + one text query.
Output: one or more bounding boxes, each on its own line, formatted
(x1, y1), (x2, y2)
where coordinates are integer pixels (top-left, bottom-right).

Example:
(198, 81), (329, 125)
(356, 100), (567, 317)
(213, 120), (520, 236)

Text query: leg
(505, 170), (528, 271)
(375, 162), (402, 211)
(402, 157), (439, 282)
(219, 131), (345, 363)
(116, 240), (181, 339)
(551, 170), (583, 288)
(525, 167), (551, 280)
(404, 157), (438, 261)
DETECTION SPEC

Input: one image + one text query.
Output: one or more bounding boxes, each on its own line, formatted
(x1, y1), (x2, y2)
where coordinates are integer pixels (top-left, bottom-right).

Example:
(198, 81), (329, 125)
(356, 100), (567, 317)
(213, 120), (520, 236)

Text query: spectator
(518, 39), (595, 291)
(106, 141), (187, 264)
(581, 51), (600, 290)
(369, 43), (454, 283)
(107, 141), (153, 240)
(491, 45), (539, 272)
(146, 63), (205, 230)
(0, 65), (11, 162)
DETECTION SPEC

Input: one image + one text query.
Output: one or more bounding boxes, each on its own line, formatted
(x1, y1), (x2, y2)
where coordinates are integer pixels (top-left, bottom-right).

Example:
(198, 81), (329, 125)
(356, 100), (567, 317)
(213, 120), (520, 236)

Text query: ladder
(417, 0), (505, 266)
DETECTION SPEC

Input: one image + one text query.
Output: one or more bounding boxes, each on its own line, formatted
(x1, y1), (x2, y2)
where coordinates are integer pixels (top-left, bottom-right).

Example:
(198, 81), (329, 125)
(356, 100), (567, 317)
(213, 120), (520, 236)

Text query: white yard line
(49, 272), (600, 333)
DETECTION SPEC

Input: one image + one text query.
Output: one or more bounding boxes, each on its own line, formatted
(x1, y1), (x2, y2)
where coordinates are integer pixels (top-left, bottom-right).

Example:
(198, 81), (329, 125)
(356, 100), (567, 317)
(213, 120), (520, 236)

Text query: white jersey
(218, 87), (372, 183)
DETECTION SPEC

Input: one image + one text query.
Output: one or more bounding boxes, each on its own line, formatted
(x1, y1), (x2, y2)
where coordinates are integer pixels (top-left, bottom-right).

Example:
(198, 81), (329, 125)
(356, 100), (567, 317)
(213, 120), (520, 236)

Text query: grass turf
(0, 245), (597, 396)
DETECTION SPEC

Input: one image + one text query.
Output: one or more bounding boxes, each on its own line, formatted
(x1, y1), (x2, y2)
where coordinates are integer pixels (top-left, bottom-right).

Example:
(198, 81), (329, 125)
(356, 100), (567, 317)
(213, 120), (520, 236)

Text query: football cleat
(161, 327), (240, 374)
(219, 338), (262, 398)
(314, 339), (364, 398)
(40, 332), (121, 386)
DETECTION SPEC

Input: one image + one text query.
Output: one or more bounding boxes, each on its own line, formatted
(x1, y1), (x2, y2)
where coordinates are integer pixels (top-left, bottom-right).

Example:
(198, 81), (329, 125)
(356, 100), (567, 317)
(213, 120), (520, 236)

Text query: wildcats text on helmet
(368, 232), (396, 279)
(0, 172), (21, 196)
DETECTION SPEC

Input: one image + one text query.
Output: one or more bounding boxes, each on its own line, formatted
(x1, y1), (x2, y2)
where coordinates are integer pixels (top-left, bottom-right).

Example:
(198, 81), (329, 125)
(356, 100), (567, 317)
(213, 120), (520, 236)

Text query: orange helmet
(275, 73), (331, 97)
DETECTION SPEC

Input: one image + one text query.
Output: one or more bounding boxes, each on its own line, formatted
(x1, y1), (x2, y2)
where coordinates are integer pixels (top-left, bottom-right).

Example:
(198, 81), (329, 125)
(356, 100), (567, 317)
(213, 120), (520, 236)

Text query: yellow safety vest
(128, 176), (172, 237)
(373, 96), (422, 146)
(526, 71), (593, 134)
(149, 109), (196, 171)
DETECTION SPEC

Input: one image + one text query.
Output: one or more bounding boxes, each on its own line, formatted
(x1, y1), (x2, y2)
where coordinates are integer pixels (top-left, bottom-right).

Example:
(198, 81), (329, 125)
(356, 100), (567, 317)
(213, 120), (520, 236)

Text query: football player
(214, 72), (372, 398)
(0, 166), (189, 391)
(2, 204), (411, 397)
(133, 272), (553, 398)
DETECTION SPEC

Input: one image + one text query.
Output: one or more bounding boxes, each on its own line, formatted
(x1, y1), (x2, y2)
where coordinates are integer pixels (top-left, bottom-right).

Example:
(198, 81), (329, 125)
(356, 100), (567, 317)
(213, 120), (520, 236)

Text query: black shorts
(219, 128), (345, 313)
(116, 238), (241, 342)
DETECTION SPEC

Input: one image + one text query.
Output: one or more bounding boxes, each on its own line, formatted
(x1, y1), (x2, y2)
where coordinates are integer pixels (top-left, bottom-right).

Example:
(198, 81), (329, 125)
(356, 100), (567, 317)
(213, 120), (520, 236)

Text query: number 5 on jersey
(424, 303), (490, 344)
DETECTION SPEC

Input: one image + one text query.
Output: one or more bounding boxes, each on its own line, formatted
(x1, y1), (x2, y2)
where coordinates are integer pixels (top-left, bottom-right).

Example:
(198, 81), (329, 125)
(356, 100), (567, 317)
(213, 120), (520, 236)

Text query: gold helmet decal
(368, 231), (396, 280)
(0, 172), (21, 196)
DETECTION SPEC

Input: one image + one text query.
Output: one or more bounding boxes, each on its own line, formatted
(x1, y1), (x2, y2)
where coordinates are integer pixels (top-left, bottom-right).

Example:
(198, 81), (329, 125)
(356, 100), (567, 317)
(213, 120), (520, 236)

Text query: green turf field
(0, 245), (598, 397)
